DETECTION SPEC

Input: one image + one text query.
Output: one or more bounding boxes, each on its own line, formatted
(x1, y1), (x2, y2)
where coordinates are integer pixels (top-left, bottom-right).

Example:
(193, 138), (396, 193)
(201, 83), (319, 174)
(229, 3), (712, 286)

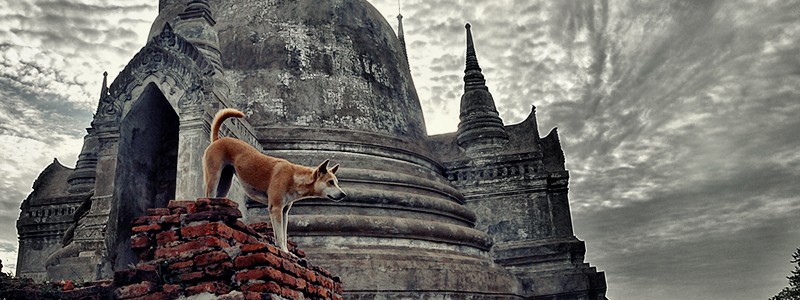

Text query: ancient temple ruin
(16, 0), (607, 299)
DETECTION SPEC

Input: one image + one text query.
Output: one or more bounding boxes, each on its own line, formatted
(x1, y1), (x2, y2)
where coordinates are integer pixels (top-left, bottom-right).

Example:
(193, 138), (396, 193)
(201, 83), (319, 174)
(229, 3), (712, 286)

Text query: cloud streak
(0, 0), (157, 273)
(372, 1), (800, 299)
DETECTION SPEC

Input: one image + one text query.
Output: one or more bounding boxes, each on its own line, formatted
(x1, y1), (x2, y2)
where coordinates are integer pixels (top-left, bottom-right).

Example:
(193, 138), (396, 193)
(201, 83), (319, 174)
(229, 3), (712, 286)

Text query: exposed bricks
(114, 281), (157, 299)
(235, 266), (283, 283)
(155, 230), (178, 245)
(168, 260), (193, 271)
(186, 281), (232, 296)
(130, 234), (150, 249)
(181, 222), (259, 244)
(146, 208), (170, 216)
(241, 281), (282, 294)
(161, 284), (183, 295)
(131, 223), (160, 233)
(154, 236), (232, 259)
(55, 280), (114, 300)
(112, 198), (343, 300)
(235, 252), (282, 269)
(204, 261), (234, 278)
(196, 250), (231, 266)
(167, 200), (196, 214)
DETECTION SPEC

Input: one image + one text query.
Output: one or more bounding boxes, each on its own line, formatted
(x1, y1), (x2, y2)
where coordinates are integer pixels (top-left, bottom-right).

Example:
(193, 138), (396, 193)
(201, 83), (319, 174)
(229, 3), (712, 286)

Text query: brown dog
(203, 108), (346, 253)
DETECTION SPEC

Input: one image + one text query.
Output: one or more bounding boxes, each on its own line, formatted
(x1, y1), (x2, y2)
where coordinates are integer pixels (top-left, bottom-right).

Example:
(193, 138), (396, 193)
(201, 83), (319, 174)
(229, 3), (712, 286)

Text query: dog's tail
(211, 108), (245, 142)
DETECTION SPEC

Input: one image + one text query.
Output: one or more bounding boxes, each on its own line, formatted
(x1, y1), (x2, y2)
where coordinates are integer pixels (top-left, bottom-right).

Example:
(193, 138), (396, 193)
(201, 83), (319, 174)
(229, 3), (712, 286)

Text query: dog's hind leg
(215, 165), (235, 198)
(203, 167), (218, 198)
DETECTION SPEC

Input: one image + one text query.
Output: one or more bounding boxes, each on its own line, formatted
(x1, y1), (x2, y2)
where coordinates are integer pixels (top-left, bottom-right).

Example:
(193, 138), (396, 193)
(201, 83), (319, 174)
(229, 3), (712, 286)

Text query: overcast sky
(1, 1), (799, 299)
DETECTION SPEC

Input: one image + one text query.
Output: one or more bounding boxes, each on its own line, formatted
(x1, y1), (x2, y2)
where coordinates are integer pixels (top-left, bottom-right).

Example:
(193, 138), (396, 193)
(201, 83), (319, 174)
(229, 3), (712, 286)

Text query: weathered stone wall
(16, 235), (65, 281)
(117, 198), (343, 299)
(17, 201), (83, 280)
(16, 159), (88, 280)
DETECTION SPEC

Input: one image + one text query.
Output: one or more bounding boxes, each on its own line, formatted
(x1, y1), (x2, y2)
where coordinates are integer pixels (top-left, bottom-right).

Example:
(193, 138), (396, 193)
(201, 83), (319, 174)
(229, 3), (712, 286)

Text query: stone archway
(110, 82), (179, 270)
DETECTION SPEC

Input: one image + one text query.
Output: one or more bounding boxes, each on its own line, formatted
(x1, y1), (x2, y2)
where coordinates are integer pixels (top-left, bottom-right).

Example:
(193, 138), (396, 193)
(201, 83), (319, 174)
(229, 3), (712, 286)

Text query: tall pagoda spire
(456, 23), (508, 155)
(396, 1), (408, 64)
(68, 72), (105, 194)
(99, 71), (108, 99)
(464, 23), (486, 91)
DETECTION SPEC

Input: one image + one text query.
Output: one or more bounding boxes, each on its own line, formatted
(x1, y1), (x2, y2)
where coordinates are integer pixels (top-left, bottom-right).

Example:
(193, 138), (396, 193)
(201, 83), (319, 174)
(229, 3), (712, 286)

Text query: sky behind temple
(1, 1), (799, 299)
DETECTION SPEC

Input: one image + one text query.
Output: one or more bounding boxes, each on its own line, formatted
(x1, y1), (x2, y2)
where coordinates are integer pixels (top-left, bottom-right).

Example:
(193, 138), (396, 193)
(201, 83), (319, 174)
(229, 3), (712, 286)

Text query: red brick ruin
(51, 198), (343, 300)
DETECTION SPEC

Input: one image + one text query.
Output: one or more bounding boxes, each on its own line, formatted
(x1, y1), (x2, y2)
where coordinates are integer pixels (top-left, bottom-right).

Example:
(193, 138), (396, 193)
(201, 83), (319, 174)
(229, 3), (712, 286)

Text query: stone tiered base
(114, 198), (343, 299)
(493, 238), (607, 299)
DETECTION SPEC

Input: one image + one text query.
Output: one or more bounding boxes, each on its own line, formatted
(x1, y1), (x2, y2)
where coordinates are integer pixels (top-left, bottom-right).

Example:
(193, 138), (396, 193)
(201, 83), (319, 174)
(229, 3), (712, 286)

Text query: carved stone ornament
(102, 22), (216, 121)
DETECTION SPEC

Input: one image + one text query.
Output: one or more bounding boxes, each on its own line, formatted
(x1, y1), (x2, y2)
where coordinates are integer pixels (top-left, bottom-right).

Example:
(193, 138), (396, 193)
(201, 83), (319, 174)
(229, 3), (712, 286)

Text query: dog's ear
(329, 164), (339, 174)
(316, 159), (330, 176)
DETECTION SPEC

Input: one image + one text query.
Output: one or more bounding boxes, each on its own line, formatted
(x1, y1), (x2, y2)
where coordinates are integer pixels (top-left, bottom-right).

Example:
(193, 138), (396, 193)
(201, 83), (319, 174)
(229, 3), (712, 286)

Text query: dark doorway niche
(111, 83), (179, 270)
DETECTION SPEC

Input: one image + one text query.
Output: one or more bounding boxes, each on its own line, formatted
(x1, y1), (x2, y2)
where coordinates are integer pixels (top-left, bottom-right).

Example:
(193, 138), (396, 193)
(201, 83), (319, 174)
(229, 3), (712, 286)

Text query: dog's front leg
(268, 204), (286, 252)
(282, 202), (294, 255)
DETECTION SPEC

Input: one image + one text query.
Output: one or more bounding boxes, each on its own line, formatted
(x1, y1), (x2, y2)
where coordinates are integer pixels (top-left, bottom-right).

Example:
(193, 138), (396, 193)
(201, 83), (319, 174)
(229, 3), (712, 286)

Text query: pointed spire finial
(465, 23), (480, 72)
(396, 0), (408, 65)
(464, 23), (487, 91)
(99, 71), (109, 99)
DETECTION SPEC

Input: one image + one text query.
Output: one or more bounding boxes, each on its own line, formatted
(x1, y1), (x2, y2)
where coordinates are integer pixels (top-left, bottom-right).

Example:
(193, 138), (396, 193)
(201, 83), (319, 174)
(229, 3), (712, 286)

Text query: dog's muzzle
(327, 192), (346, 202)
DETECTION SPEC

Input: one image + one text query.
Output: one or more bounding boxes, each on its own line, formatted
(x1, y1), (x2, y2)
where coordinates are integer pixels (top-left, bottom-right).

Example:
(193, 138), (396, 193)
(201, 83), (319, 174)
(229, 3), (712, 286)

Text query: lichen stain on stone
(294, 114), (315, 126)
(278, 24), (313, 74)
(324, 81), (345, 109)
(277, 71), (292, 87)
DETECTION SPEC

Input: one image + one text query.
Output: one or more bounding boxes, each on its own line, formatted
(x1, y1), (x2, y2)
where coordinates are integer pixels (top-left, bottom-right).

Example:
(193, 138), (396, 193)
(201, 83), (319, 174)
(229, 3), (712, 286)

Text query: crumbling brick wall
(114, 198), (343, 300)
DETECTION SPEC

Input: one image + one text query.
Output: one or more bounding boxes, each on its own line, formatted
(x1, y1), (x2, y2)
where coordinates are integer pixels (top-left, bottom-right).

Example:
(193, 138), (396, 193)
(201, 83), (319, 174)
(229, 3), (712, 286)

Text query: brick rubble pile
(114, 198), (343, 300)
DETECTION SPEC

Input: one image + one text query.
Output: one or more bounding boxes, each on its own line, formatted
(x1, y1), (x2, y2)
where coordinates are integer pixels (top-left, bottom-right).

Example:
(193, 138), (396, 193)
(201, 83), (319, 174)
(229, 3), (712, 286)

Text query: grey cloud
(0, 240), (16, 255)
(0, 78), (92, 139)
(576, 210), (800, 300)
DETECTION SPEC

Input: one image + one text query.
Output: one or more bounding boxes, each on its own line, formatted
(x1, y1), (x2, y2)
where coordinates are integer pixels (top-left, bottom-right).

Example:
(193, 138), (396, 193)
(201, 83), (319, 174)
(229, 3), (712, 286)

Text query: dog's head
(312, 159), (346, 202)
